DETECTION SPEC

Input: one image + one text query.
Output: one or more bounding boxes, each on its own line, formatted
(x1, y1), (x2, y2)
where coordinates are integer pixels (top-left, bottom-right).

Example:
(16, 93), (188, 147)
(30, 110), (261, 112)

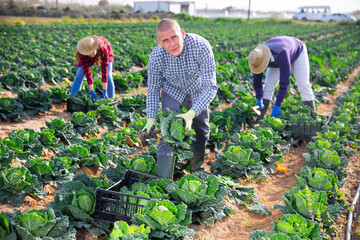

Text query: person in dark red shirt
(70, 35), (115, 99)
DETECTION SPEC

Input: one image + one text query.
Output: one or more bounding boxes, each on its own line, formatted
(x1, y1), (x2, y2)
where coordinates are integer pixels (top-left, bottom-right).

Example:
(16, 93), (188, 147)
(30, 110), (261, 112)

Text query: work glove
(256, 99), (264, 109)
(142, 118), (156, 135)
(90, 90), (99, 100)
(103, 89), (108, 99)
(176, 109), (196, 130)
(271, 105), (283, 118)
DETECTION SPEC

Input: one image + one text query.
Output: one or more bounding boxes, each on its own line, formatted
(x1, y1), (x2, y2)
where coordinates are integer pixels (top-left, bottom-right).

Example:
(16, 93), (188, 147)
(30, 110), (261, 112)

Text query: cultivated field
(0, 20), (359, 240)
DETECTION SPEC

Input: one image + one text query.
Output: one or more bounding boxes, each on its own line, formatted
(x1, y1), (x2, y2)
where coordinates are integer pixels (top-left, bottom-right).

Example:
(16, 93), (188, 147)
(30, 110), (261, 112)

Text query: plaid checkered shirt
(77, 35), (114, 85)
(146, 33), (218, 119)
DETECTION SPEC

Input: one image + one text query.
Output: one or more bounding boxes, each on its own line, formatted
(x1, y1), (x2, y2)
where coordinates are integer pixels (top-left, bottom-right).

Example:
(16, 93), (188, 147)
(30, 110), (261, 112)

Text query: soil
(191, 144), (309, 240)
(0, 66), (359, 239)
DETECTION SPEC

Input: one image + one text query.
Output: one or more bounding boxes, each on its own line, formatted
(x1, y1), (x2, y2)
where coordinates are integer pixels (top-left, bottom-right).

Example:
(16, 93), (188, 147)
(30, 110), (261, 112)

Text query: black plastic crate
(286, 115), (330, 140)
(66, 98), (88, 113)
(93, 170), (158, 224)
(66, 98), (119, 113)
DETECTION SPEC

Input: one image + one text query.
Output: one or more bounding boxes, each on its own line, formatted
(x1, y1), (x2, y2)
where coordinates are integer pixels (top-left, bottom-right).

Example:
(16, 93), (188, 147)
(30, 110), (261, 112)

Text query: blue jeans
(70, 61), (115, 98)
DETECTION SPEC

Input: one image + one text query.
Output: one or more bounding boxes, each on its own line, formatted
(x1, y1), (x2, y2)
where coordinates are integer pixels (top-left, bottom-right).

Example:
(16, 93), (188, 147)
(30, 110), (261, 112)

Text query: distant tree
(124, 4), (133, 13)
(8, 0), (15, 8)
(98, 0), (109, 7)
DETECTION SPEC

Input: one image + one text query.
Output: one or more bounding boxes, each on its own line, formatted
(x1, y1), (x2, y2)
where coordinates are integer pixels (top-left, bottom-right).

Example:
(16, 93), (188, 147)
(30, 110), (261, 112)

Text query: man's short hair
(156, 18), (181, 36)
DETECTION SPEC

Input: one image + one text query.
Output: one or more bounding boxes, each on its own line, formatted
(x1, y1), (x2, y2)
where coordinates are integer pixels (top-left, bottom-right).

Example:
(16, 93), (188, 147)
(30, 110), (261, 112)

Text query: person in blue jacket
(248, 36), (315, 120)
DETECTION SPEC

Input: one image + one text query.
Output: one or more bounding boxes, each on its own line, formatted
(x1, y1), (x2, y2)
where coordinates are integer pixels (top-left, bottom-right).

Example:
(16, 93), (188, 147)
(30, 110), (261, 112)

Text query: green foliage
(129, 112), (147, 131)
(274, 186), (343, 226)
(302, 149), (348, 176)
(0, 98), (26, 122)
(109, 221), (150, 240)
(58, 144), (100, 167)
(50, 86), (69, 103)
(118, 94), (147, 118)
(296, 166), (345, 195)
(0, 73), (26, 91)
(218, 175), (272, 216)
(210, 107), (239, 133)
(0, 142), (14, 168)
(9, 208), (76, 240)
(36, 128), (60, 148)
(0, 213), (16, 240)
(165, 172), (233, 225)
(120, 181), (169, 205)
(230, 128), (288, 163)
(17, 89), (52, 116)
(44, 118), (82, 145)
(271, 214), (323, 240)
(70, 111), (99, 135)
(206, 122), (227, 153)
(249, 229), (295, 240)
(8, 128), (44, 158)
(113, 72), (143, 93)
(48, 174), (113, 235)
(0, 167), (46, 207)
(160, 109), (195, 162)
(40, 66), (62, 84)
(212, 145), (271, 179)
(125, 155), (156, 175)
(260, 116), (287, 133)
(133, 199), (196, 240)
(96, 105), (124, 130)
(25, 157), (74, 188)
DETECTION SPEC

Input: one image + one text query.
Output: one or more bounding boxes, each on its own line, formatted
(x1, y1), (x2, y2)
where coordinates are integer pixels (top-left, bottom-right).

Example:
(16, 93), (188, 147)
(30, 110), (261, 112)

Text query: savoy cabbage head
(9, 208), (76, 240)
(133, 199), (195, 240)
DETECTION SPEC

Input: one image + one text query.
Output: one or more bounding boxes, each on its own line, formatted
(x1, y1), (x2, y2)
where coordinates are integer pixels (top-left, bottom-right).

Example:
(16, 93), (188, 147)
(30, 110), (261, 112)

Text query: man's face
(157, 26), (185, 57)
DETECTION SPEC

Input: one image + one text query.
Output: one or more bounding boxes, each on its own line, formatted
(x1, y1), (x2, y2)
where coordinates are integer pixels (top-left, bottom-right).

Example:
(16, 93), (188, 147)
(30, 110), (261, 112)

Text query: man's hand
(271, 105), (283, 118)
(103, 89), (108, 99)
(90, 90), (99, 100)
(176, 109), (196, 130)
(256, 99), (264, 109)
(142, 118), (156, 134)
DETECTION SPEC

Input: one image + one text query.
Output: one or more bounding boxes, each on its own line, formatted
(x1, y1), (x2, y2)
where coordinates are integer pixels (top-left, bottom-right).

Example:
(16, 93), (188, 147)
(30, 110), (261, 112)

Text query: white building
(134, 0), (196, 16)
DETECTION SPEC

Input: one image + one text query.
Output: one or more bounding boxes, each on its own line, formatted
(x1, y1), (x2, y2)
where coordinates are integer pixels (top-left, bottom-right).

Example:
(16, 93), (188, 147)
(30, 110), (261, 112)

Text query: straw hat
(248, 45), (271, 74)
(76, 35), (99, 56)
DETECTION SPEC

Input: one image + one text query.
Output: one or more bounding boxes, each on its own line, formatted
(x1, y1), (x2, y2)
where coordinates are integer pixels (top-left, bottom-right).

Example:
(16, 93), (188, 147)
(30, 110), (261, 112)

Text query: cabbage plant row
(249, 78), (360, 239)
(0, 21), (359, 239)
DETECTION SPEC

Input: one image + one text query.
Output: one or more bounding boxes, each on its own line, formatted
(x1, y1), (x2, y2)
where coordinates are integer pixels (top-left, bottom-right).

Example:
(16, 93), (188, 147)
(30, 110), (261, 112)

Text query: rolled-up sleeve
(191, 42), (218, 116)
(146, 54), (163, 119)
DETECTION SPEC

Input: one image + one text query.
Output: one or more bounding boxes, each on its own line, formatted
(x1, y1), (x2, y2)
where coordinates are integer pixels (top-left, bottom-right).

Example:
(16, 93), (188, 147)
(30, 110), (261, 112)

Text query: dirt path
(334, 152), (360, 240)
(317, 65), (360, 116)
(0, 101), (72, 139)
(190, 65), (360, 239)
(0, 63), (359, 239)
(191, 144), (308, 240)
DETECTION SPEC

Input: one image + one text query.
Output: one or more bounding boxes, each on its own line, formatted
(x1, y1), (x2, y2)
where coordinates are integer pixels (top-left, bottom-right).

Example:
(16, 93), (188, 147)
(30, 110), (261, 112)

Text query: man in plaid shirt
(142, 18), (218, 179)
(70, 35), (115, 99)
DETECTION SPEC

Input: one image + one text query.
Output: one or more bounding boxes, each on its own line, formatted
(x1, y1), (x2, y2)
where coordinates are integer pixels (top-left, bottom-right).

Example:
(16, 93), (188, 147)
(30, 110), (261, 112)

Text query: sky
(56, 0), (360, 13)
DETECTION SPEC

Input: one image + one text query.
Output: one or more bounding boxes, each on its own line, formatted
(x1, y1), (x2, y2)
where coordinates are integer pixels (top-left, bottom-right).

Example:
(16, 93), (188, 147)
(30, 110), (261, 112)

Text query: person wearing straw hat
(70, 35), (115, 99)
(248, 36), (315, 120)
(142, 18), (218, 179)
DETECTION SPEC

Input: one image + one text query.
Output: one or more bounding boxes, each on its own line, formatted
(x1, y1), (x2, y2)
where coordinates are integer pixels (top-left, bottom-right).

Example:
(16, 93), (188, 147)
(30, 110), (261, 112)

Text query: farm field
(0, 19), (359, 240)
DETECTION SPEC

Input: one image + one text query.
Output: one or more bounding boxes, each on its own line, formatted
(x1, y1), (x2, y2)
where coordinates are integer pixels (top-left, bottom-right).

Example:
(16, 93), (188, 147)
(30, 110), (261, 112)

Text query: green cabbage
(109, 221), (150, 240)
(10, 208), (76, 239)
